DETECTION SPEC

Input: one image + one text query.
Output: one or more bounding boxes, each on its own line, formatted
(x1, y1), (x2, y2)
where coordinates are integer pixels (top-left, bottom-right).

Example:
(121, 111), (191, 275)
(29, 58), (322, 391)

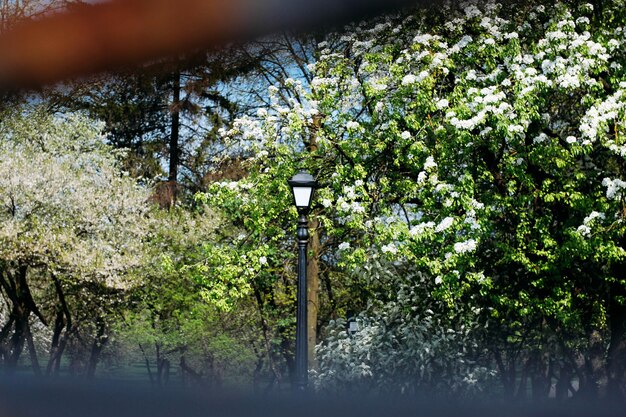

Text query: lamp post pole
(288, 170), (318, 393)
(294, 212), (309, 392)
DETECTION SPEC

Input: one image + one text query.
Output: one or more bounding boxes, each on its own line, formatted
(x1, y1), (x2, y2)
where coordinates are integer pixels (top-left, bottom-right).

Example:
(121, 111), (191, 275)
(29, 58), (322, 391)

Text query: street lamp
(348, 317), (359, 337)
(288, 170), (318, 392)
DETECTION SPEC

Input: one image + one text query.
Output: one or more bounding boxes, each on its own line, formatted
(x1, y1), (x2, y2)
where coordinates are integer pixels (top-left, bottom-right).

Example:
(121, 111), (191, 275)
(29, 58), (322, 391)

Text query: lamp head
(288, 170), (318, 214)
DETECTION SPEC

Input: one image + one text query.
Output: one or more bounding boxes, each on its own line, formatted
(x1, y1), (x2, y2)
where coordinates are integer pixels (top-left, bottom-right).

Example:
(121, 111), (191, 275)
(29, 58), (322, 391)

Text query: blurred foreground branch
(0, 0), (420, 89)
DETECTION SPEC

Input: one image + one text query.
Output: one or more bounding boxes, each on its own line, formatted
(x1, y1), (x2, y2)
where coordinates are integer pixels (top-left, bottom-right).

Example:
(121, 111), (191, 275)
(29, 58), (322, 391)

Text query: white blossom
(577, 225), (591, 237)
(583, 211), (605, 224)
(424, 156), (437, 170)
(454, 239), (477, 254)
(409, 221), (435, 236)
(351, 202), (365, 214)
(436, 98), (449, 109)
(435, 217), (454, 232)
(401, 74), (417, 85)
(602, 177), (626, 200)
(346, 121), (360, 130)
(533, 133), (548, 144)
(381, 243), (397, 254)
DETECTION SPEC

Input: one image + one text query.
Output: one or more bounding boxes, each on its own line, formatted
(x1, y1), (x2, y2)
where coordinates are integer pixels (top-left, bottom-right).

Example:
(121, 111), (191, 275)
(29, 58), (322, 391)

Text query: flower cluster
(602, 177), (626, 200)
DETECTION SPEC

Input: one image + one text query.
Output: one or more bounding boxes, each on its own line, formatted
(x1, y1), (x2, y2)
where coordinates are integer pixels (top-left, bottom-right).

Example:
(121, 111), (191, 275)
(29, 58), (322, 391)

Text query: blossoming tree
(0, 106), (150, 373)
(199, 0), (626, 398)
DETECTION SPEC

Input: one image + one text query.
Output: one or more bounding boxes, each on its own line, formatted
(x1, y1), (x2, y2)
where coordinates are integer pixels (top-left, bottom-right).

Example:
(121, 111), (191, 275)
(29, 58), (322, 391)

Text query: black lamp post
(347, 316), (359, 337)
(288, 170), (318, 392)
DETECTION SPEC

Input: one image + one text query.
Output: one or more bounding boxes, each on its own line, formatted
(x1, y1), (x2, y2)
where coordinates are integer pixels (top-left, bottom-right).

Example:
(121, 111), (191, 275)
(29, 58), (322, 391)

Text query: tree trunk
(306, 217), (320, 369)
(6, 307), (27, 372)
(139, 343), (154, 386)
(1, 264), (45, 373)
(252, 351), (264, 393)
(556, 363), (573, 401)
(530, 350), (551, 401)
(493, 347), (516, 399)
(607, 273), (626, 400)
(47, 274), (72, 376)
(180, 355), (203, 385)
(158, 358), (170, 386)
(515, 355), (530, 400)
(86, 316), (108, 378)
(25, 320), (41, 376)
(46, 310), (65, 375)
(167, 67), (181, 207)
(305, 114), (322, 368)
(153, 343), (172, 387)
(0, 316), (15, 362)
(579, 329), (607, 399)
(252, 284), (283, 389)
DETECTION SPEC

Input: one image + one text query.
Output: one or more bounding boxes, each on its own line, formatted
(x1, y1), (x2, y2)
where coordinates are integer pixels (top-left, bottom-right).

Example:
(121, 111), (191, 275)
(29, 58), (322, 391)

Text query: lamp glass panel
(349, 321), (359, 333)
(292, 186), (313, 208)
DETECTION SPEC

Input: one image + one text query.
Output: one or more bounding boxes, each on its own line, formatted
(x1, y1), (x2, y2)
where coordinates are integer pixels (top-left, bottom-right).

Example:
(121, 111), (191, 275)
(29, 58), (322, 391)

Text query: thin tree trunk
(607, 273), (626, 400)
(6, 306), (27, 372)
(0, 315), (15, 361)
(579, 329), (607, 399)
(531, 350), (551, 401)
(161, 358), (170, 386)
(46, 310), (65, 376)
(86, 316), (108, 378)
(25, 320), (41, 376)
(155, 343), (172, 387)
(139, 343), (154, 386)
(252, 286), (282, 387)
(156, 343), (162, 387)
(47, 274), (72, 376)
(252, 351), (264, 393)
(167, 67), (181, 207)
(493, 347), (515, 399)
(556, 363), (572, 401)
(180, 355), (204, 385)
(4, 265), (35, 373)
(515, 355), (530, 400)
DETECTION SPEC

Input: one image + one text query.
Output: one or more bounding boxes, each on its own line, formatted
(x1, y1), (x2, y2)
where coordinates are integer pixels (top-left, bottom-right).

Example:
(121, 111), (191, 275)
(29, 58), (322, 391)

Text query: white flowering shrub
(314, 259), (496, 396)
